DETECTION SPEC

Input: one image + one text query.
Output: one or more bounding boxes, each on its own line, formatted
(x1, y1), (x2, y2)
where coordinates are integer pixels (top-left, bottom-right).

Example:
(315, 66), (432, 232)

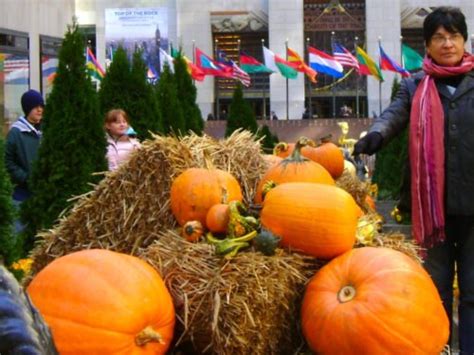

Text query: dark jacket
(369, 69), (474, 215)
(5, 117), (42, 201)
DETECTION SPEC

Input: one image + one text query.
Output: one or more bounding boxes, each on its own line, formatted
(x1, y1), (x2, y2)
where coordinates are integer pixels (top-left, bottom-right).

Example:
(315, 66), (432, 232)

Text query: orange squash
(27, 249), (175, 354)
(255, 139), (334, 204)
(170, 168), (242, 226)
(206, 203), (230, 234)
(182, 220), (204, 242)
(273, 142), (295, 158)
(301, 247), (449, 354)
(302, 141), (345, 179)
(260, 182), (358, 258)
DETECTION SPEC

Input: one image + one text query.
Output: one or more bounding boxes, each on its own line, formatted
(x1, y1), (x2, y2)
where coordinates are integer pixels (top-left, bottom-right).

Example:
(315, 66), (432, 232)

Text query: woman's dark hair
(423, 7), (468, 44)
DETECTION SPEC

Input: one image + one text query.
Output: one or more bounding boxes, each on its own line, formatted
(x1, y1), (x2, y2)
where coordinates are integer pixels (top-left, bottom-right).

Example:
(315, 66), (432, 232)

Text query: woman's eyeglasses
(430, 33), (464, 45)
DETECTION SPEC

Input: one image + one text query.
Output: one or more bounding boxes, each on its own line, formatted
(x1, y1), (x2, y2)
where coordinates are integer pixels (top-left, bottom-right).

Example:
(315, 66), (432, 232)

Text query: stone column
(365, 0), (401, 118)
(268, 0), (305, 120)
(176, 0), (214, 119)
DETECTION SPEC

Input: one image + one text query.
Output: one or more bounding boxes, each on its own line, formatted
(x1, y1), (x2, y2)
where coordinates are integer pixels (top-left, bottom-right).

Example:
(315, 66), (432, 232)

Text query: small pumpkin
(170, 167), (242, 226)
(182, 220), (205, 242)
(273, 142), (295, 158)
(260, 182), (358, 259)
(301, 247), (449, 354)
(302, 141), (345, 179)
(255, 138), (334, 204)
(206, 203), (230, 234)
(27, 249), (175, 354)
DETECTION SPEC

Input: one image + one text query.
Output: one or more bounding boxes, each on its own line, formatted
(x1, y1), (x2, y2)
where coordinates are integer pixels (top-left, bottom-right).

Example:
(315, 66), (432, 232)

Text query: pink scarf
(410, 53), (474, 248)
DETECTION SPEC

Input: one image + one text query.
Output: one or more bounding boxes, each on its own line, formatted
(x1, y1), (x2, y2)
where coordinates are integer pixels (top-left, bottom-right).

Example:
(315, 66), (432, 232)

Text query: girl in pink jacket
(105, 109), (141, 171)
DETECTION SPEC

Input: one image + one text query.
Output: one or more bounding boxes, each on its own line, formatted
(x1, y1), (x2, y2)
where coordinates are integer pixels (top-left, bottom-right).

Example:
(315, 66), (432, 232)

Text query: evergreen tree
(21, 22), (107, 252)
(225, 85), (258, 137)
(372, 77), (408, 200)
(257, 125), (279, 153)
(155, 64), (185, 134)
(173, 55), (204, 134)
(0, 136), (17, 264)
(98, 46), (132, 115)
(128, 49), (163, 139)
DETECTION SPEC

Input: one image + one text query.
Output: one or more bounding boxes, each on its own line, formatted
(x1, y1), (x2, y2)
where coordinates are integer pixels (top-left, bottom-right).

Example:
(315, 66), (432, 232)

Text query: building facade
(1, 0), (473, 133)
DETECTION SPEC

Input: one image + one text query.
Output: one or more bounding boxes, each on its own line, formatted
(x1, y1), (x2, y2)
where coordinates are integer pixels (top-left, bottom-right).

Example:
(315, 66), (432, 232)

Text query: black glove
(353, 132), (383, 156)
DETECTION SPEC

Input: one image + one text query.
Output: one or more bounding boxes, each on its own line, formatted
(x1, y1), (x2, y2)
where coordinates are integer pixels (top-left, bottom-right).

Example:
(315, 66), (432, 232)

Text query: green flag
(402, 44), (423, 71)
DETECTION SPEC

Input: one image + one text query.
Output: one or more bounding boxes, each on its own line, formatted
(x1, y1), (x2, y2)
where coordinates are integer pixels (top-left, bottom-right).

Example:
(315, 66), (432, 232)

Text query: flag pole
(306, 37), (312, 119)
(378, 36), (382, 116)
(261, 38), (267, 120)
(215, 38), (220, 120)
(331, 31), (336, 118)
(192, 39), (196, 86)
(354, 36), (360, 118)
(285, 38), (289, 120)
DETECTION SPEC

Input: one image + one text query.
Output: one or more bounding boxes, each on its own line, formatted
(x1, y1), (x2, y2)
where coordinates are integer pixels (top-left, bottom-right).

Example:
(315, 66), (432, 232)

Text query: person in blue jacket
(5, 90), (44, 232)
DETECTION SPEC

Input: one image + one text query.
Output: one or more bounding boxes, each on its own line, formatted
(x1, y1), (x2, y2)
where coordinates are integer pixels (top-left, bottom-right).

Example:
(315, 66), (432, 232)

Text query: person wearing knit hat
(5, 89), (45, 234)
(21, 89), (44, 119)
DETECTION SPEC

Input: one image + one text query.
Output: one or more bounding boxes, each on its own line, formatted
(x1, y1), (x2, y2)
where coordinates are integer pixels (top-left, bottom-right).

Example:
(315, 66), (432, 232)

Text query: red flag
(195, 47), (232, 78)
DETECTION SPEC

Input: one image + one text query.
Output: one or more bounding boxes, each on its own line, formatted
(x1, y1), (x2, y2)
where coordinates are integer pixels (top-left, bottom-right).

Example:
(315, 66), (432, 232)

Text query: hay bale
(336, 170), (372, 211)
(29, 130), (267, 279)
(140, 230), (318, 355)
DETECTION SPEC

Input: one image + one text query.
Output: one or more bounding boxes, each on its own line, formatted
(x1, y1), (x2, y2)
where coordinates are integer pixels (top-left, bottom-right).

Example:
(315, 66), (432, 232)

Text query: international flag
(308, 46), (344, 78)
(402, 44), (423, 71)
(332, 43), (360, 70)
(195, 47), (232, 78)
(159, 48), (175, 73)
(287, 47), (317, 83)
(86, 47), (105, 81)
(42, 57), (58, 86)
(379, 45), (410, 77)
(356, 46), (384, 81)
(239, 52), (272, 73)
(216, 50), (251, 87)
(183, 55), (205, 81)
(262, 46), (298, 79)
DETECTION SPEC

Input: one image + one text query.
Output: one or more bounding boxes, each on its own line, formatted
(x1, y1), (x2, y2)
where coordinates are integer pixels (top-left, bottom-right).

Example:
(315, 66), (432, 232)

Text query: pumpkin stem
(261, 180), (277, 201)
(337, 285), (356, 303)
(135, 326), (164, 346)
(287, 137), (314, 162)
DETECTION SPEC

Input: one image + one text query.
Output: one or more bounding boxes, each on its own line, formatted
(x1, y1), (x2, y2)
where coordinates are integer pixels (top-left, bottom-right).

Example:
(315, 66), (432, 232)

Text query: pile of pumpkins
(168, 136), (450, 353)
(13, 137), (449, 354)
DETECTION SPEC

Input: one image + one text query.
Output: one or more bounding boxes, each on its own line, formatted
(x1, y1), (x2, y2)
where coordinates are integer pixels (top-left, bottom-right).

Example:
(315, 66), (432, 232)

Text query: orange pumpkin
(260, 182), (358, 258)
(182, 220), (204, 242)
(170, 168), (242, 226)
(301, 247), (449, 354)
(206, 203), (230, 234)
(261, 154), (283, 169)
(273, 142), (295, 158)
(27, 249), (175, 354)
(365, 194), (376, 211)
(302, 141), (345, 179)
(255, 139), (334, 204)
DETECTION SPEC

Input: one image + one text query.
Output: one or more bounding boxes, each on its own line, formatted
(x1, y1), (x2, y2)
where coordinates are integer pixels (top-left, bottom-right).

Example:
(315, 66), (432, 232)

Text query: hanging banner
(105, 7), (168, 78)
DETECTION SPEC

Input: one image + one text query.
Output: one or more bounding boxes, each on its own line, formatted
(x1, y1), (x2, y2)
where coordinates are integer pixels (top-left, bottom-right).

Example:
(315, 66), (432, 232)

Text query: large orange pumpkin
(302, 141), (345, 179)
(254, 140), (334, 204)
(27, 249), (175, 355)
(301, 247), (449, 354)
(170, 168), (242, 226)
(261, 154), (283, 170)
(260, 182), (358, 258)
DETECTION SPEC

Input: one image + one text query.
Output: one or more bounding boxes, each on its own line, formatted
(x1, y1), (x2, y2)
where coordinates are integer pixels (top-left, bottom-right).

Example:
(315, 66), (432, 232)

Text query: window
(40, 35), (62, 98)
(0, 28), (29, 132)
